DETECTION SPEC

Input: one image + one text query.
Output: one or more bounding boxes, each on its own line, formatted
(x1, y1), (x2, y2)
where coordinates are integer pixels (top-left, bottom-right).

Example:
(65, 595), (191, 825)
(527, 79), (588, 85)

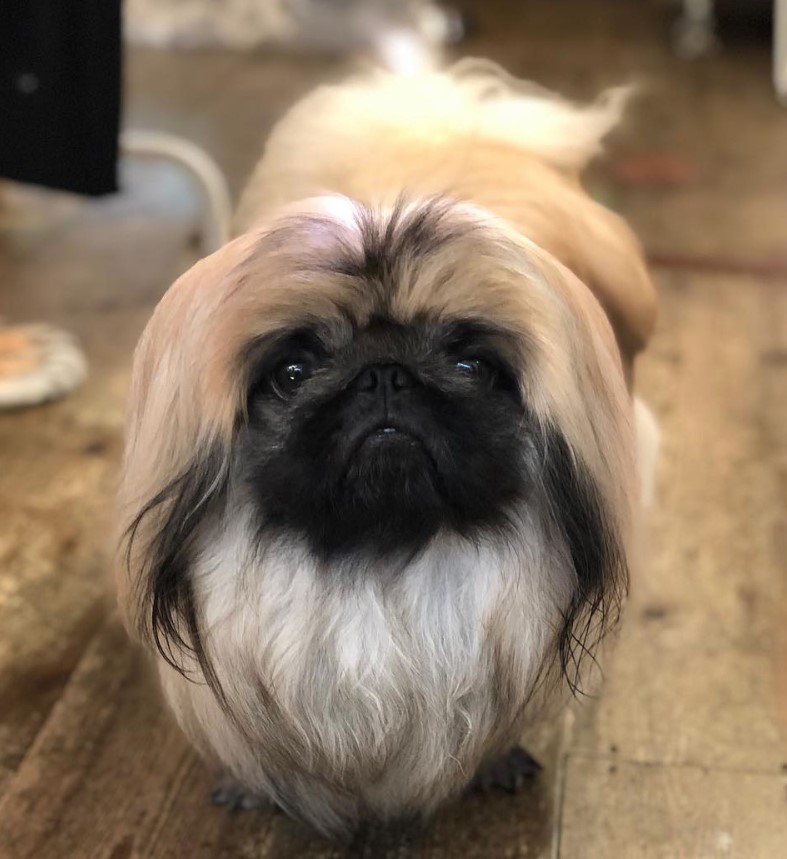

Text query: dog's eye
(271, 358), (314, 398)
(455, 357), (496, 385)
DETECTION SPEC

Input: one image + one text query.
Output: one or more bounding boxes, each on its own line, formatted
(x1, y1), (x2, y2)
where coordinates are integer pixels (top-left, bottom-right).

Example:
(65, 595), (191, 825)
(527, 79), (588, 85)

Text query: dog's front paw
(210, 776), (265, 811)
(469, 746), (542, 794)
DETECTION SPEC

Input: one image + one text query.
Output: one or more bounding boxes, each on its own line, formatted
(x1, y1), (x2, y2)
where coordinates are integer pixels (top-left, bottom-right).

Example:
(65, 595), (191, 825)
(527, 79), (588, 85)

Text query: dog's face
(119, 195), (636, 692)
(242, 314), (526, 558)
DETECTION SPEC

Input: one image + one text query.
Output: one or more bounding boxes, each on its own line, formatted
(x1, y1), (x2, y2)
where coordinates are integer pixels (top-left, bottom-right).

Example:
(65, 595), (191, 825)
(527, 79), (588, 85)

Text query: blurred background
(0, 1), (785, 857)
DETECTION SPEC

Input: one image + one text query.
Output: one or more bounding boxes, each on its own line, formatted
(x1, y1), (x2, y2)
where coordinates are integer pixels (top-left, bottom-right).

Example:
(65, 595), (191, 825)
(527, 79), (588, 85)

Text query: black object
(0, 0), (122, 196)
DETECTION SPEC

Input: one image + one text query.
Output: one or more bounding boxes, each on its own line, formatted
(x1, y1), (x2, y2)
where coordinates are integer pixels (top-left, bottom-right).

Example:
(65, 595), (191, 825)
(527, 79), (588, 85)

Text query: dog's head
(118, 194), (636, 692)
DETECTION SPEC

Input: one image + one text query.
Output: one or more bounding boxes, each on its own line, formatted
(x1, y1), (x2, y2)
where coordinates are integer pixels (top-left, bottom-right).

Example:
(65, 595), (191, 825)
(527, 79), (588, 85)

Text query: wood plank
(571, 272), (787, 772)
(0, 619), (269, 859)
(559, 755), (787, 859)
(0, 619), (177, 859)
(0, 432), (117, 798)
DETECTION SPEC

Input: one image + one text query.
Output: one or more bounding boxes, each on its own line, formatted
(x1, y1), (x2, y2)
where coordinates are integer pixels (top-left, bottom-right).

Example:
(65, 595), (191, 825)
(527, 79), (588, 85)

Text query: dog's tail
(421, 58), (633, 170)
(283, 59), (631, 173)
(271, 58), (630, 172)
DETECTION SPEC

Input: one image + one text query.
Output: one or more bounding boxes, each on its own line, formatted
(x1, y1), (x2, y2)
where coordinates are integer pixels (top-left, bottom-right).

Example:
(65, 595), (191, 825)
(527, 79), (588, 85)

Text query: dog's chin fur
(117, 61), (656, 840)
(163, 517), (571, 836)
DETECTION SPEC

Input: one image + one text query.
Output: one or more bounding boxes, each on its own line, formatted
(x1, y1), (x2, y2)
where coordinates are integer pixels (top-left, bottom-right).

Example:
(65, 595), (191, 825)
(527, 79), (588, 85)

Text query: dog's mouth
(346, 421), (435, 466)
(361, 424), (423, 447)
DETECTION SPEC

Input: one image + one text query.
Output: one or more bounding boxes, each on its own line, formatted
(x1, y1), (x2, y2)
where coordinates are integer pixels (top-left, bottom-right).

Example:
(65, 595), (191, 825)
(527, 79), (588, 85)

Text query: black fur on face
(239, 315), (528, 560)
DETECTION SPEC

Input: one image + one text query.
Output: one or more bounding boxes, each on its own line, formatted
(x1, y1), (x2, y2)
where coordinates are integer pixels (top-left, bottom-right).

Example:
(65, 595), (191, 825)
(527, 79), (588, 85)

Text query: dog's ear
(505, 240), (638, 689)
(537, 422), (628, 694)
(114, 236), (256, 646)
(121, 442), (228, 680)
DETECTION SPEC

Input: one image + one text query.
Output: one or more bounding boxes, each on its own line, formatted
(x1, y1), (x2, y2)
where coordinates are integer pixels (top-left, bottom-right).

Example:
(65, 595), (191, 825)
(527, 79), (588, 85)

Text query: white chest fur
(160, 516), (571, 832)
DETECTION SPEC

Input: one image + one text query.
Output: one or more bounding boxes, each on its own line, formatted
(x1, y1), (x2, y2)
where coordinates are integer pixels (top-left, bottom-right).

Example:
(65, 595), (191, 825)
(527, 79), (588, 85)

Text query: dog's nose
(352, 363), (416, 394)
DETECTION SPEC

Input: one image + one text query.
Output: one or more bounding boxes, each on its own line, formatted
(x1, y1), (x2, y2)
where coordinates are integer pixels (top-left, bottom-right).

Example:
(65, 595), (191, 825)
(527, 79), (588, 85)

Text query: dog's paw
(469, 746), (542, 795)
(210, 776), (265, 811)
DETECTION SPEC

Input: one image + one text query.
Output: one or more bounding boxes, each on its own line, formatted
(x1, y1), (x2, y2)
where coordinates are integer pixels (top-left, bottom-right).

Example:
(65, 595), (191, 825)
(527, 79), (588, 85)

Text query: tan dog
(118, 60), (657, 838)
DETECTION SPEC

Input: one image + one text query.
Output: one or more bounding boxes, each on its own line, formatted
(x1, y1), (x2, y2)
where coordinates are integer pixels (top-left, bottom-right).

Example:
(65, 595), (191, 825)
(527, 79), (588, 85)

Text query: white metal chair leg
(120, 130), (232, 254)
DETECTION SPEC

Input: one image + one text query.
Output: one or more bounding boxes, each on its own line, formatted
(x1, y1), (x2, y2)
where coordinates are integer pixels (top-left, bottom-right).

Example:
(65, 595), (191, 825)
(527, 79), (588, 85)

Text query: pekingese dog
(117, 60), (658, 839)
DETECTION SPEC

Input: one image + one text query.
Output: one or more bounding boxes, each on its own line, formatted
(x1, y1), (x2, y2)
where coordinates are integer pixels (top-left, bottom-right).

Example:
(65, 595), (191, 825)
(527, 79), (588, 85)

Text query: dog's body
(118, 63), (657, 838)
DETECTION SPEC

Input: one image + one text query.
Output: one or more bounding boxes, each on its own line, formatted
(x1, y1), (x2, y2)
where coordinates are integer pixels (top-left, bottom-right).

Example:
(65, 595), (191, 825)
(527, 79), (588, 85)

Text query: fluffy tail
(292, 58), (632, 172)
(433, 59), (632, 169)
(276, 57), (632, 171)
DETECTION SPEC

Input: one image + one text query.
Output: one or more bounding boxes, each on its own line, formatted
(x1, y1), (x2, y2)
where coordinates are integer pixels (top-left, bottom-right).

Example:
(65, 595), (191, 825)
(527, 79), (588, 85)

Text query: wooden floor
(1, 2), (786, 857)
